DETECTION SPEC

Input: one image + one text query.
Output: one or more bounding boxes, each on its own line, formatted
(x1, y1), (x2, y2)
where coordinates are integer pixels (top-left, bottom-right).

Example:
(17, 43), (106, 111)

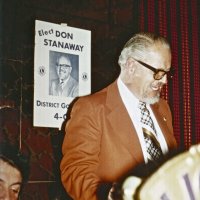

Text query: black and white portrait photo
(49, 51), (79, 97)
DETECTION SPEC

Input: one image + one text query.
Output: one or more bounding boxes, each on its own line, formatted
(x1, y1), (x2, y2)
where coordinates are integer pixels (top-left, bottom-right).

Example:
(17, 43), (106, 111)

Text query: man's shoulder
(77, 80), (118, 105)
(91, 80), (117, 96)
(51, 78), (59, 84)
(68, 76), (78, 85)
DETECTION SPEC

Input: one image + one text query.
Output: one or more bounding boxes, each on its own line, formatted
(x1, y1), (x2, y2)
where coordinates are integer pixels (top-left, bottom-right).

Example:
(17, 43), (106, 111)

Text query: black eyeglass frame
(134, 59), (175, 80)
(57, 64), (71, 68)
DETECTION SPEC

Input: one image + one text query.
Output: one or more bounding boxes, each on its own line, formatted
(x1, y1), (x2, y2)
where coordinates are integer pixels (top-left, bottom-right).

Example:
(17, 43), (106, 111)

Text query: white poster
(33, 20), (91, 129)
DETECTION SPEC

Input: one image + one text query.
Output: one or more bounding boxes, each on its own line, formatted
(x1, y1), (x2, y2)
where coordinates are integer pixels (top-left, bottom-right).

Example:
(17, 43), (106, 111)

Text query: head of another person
(56, 54), (72, 82)
(118, 32), (174, 104)
(0, 142), (29, 200)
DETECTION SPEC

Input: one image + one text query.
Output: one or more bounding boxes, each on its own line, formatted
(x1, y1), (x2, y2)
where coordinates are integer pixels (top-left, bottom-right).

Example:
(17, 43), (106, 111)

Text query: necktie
(138, 101), (163, 162)
(58, 80), (64, 96)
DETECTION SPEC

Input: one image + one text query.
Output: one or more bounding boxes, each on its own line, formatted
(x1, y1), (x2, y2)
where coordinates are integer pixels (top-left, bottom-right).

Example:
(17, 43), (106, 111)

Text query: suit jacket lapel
(105, 81), (144, 164)
(151, 103), (177, 149)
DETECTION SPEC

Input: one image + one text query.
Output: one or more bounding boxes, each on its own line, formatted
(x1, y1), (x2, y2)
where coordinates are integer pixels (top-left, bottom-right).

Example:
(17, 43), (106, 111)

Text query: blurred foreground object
(122, 144), (200, 200)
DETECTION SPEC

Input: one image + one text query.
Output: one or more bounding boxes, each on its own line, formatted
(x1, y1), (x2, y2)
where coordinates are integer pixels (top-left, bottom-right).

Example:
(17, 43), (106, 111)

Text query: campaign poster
(34, 20), (91, 129)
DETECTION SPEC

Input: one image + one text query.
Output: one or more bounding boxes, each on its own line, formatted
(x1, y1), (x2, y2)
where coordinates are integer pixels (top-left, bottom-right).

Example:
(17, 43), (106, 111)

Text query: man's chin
(146, 97), (159, 105)
(143, 94), (160, 105)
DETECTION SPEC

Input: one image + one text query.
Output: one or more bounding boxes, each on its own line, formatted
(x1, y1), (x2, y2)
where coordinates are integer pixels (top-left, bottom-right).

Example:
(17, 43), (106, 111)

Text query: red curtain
(138, 0), (200, 149)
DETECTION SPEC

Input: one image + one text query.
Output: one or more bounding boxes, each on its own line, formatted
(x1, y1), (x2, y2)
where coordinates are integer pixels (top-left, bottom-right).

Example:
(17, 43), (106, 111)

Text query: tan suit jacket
(60, 80), (177, 200)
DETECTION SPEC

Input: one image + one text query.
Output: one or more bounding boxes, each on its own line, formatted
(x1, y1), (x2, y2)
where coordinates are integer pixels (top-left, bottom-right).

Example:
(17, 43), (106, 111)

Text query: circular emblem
(38, 66), (46, 76)
(82, 72), (88, 81)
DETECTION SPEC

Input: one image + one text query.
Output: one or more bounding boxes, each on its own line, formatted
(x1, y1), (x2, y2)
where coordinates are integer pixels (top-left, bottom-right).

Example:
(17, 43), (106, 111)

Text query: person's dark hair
(0, 142), (30, 183)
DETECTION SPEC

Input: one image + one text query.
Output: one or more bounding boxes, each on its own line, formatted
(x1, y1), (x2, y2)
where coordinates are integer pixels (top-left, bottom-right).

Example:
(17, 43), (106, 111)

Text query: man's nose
(160, 74), (167, 84)
(0, 189), (10, 200)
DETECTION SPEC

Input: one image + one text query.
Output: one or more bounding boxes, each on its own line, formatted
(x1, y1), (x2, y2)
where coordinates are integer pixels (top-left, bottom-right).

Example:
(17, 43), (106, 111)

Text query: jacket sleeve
(60, 97), (111, 200)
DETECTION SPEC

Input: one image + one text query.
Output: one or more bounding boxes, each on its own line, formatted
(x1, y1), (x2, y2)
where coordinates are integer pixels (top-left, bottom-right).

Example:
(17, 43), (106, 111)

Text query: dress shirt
(59, 76), (70, 89)
(117, 78), (168, 163)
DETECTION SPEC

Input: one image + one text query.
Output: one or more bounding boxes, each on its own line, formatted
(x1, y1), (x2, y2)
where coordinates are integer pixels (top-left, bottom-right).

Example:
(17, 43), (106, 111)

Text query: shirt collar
(59, 76), (70, 85)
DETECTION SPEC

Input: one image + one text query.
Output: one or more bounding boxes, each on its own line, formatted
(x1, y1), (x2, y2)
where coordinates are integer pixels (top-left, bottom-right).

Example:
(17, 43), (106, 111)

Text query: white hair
(118, 32), (171, 68)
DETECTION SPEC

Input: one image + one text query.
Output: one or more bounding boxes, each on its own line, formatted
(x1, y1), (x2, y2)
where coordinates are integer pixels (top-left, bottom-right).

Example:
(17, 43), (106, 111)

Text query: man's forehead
(58, 56), (71, 64)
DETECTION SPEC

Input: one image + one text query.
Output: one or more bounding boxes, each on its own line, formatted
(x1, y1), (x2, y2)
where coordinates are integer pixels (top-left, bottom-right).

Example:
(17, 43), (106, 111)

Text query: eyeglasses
(57, 64), (71, 68)
(134, 59), (175, 80)
(57, 64), (71, 73)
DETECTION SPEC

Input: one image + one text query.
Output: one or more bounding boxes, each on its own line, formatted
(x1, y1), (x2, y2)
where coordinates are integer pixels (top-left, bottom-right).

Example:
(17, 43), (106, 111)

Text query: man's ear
(69, 67), (72, 73)
(126, 57), (136, 74)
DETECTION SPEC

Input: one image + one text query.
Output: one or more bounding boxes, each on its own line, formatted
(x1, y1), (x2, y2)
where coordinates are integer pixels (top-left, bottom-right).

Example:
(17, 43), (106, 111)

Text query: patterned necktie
(138, 101), (163, 162)
(58, 80), (64, 96)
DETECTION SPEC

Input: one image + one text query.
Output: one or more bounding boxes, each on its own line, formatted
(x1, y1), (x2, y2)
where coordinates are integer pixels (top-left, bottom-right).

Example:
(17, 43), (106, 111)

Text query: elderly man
(49, 54), (78, 97)
(60, 32), (177, 200)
